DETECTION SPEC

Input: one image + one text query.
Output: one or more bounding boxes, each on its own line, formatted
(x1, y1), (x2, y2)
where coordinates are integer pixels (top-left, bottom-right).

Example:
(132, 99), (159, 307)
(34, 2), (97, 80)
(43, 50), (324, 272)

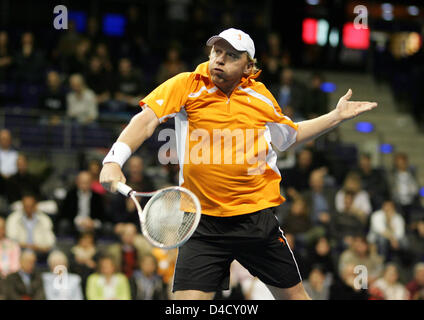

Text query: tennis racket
(106, 182), (202, 249)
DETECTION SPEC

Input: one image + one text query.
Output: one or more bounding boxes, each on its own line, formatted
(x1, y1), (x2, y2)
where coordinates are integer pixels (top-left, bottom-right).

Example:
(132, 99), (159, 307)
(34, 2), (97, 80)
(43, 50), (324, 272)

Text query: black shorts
(173, 206), (302, 292)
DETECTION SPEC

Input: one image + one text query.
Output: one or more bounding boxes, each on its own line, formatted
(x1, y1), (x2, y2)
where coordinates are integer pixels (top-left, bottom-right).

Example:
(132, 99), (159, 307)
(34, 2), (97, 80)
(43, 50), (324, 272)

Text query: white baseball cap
(206, 28), (255, 59)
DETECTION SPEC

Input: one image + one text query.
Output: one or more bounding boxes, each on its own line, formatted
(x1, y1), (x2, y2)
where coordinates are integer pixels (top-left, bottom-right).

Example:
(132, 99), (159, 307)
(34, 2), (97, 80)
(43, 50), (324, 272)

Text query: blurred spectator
(66, 74), (98, 124)
(305, 236), (335, 276)
(407, 218), (424, 264)
(329, 263), (369, 300)
(42, 250), (83, 300)
(84, 56), (112, 106)
(0, 217), (21, 293)
(370, 263), (409, 300)
(353, 153), (390, 211)
(282, 149), (315, 194)
(331, 192), (368, 247)
(260, 33), (284, 86)
(335, 172), (372, 220)
(4, 250), (45, 300)
(303, 265), (332, 300)
(69, 232), (99, 294)
(87, 159), (106, 195)
(406, 263), (424, 300)
(67, 39), (91, 75)
(59, 171), (108, 237)
(112, 58), (145, 111)
(86, 255), (131, 300)
(270, 68), (306, 119)
(38, 70), (67, 118)
(130, 253), (168, 300)
(0, 128), (18, 178)
(13, 32), (45, 84)
(94, 43), (113, 73)
(155, 46), (187, 85)
(85, 17), (105, 49)
(304, 73), (329, 119)
(338, 235), (384, 286)
(0, 31), (13, 82)
(302, 169), (336, 228)
(55, 21), (83, 63)
(389, 152), (420, 223)
(6, 194), (55, 258)
(5, 153), (50, 204)
(368, 200), (407, 261)
(107, 223), (152, 278)
(109, 156), (155, 226)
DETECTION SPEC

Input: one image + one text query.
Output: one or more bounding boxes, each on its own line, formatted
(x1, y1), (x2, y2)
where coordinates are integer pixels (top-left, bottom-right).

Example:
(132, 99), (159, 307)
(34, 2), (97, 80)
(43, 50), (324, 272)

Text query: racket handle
(116, 182), (133, 197)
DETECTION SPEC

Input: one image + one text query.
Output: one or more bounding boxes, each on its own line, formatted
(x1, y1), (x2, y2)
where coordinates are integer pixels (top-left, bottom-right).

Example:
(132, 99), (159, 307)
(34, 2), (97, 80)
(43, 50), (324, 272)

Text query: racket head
(139, 186), (201, 249)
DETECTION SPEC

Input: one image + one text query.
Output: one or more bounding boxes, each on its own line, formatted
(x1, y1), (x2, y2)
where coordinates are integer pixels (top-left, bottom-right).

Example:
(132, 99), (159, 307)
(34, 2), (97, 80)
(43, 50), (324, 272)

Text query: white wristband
(102, 142), (132, 168)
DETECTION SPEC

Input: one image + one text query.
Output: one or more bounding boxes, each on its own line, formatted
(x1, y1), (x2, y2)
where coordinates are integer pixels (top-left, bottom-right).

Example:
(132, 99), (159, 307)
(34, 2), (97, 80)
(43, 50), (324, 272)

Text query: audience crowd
(0, 4), (423, 300)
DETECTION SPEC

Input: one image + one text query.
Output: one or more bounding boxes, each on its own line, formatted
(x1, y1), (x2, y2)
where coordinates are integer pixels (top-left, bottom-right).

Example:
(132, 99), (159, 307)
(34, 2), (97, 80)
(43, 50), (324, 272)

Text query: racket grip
(116, 182), (133, 197)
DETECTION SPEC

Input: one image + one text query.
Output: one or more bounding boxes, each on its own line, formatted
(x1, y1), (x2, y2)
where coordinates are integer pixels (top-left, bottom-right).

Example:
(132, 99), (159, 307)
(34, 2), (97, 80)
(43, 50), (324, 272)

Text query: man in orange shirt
(100, 28), (377, 300)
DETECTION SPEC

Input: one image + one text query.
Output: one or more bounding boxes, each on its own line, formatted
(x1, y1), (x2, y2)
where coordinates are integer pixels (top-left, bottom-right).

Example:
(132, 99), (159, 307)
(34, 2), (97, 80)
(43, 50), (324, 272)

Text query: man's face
(21, 252), (36, 274)
(208, 40), (250, 88)
(0, 129), (12, 149)
(22, 196), (37, 217)
(0, 218), (5, 239)
(76, 172), (92, 192)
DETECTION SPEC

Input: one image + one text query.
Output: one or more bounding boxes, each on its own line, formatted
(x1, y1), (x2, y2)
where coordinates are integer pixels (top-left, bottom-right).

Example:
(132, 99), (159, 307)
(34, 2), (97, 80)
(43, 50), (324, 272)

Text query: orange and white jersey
(139, 62), (298, 217)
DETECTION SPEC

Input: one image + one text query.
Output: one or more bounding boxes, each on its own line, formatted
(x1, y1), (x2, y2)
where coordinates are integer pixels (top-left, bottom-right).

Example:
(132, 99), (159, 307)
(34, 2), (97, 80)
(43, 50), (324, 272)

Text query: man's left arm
(292, 89), (377, 147)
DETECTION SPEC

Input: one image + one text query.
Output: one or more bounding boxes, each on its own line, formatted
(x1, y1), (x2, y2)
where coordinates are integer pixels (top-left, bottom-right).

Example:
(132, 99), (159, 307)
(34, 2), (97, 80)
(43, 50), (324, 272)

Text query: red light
(302, 18), (318, 45)
(342, 22), (370, 49)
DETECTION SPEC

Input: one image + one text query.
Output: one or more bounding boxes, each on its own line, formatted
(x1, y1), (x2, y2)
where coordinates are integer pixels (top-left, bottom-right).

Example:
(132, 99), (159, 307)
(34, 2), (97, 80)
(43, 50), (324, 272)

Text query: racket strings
(143, 189), (198, 247)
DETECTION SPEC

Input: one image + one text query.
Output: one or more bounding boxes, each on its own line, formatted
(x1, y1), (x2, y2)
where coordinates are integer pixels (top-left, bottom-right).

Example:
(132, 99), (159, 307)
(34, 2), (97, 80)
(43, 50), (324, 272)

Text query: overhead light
(306, 0), (320, 5)
(407, 6), (419, 16)
(355, 122), (374, 133)
(379, 143), (394, 153)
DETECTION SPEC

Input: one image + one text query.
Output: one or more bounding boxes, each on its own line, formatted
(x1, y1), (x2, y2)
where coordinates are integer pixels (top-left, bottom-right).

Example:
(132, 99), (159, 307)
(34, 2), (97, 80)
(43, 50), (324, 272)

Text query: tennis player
(100, 28), (377, 300)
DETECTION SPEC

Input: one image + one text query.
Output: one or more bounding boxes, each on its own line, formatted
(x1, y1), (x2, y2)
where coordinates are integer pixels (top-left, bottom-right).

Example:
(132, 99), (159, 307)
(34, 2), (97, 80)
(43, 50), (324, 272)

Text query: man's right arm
(99, 107), (159, 190)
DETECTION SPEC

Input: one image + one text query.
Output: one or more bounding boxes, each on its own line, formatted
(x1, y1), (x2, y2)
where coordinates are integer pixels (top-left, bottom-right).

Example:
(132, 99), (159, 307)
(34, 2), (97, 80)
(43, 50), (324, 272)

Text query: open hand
(335, 89), (378, 121)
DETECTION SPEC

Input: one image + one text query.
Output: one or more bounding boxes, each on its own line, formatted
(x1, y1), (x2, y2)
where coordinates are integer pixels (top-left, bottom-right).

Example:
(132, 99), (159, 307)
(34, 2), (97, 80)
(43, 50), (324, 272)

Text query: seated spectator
(280, 196), (313, 244)
(407, 217), (424, 264)
(130, 253), (168, 300)
(38, 70), (67, 119)
(5, 153), (50, 204)
(0, 217), (21, 299)
(305, 236), (335, 277)
(303, 265), (332, 300)
(330, 192), (367, 246)
(0, 129), (18, 178)
(329, 263), (369, 300)
(66, 39), (90, 75)
(335, 172), (372, 220)
(59, 171), (109, 238)
(6, 194), (55, 260)
(112, 58), (145, 111)
(389, 152), (420, 223)
(69, 232), (99, 294)
(54, 21), (83, 65)
(338, 235), (384, 286)
(302, 168), (336, 228)
(86, 255), (131, 300)
(84, 56), (112, 107)
(42, 250), (83, 300)
(269, 68), (307, 120)
(304, 72), (329, 119)
(352, 153), (390, 211)
(406, 263), (424, 300)
(0, 31), (13, 82)
(109, 156), (155, 227)
(94, 42), (113, 73)
(13, 32), (45, 84)
(367, 199), (407, 261)
(66, 74), (98, 124)
(155, 46), (187, 85)
(370, 263), (409, 300)
(282, 148), (316, 194)
(4, 250), (45, 300)
(87, 159), (106, 195)
(107, 223), (152, 278)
